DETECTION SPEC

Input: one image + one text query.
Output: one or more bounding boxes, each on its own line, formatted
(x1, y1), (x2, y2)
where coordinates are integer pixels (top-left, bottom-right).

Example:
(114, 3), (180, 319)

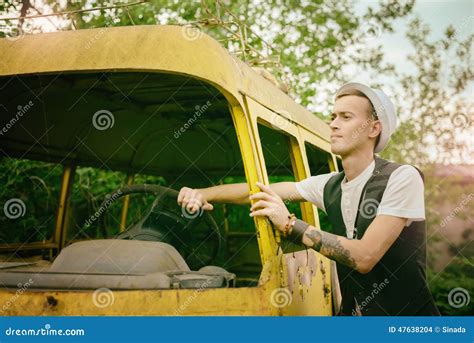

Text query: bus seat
(0, 240), (235, 290)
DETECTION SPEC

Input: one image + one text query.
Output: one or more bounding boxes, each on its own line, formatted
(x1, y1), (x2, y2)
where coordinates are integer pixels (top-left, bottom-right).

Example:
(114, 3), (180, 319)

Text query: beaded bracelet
(283, 213), (296, 238)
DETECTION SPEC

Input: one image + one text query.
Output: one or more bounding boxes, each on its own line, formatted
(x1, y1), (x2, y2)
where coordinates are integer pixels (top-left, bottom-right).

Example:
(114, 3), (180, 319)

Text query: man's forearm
(200, 181), (301, 205)
(301, 226), (366, 272)
(201, 183), (250, 205)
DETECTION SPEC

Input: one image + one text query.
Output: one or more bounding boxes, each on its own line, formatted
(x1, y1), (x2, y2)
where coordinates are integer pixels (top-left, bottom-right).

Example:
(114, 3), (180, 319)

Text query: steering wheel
(96, 184), (221, 269)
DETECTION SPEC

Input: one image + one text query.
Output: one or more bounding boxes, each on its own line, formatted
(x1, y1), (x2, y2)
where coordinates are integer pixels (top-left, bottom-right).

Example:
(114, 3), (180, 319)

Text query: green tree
(383, 17), (473, 166)
(1, 0), (414, 109)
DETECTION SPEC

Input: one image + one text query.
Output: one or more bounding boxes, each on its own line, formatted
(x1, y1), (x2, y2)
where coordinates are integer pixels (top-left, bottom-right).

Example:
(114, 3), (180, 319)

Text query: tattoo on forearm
(305, 229), (357, 270)
(306, 230), (323, 251)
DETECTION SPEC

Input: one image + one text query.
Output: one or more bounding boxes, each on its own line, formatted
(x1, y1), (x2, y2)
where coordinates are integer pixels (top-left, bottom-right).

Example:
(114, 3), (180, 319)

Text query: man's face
(329, 95), (379, 157)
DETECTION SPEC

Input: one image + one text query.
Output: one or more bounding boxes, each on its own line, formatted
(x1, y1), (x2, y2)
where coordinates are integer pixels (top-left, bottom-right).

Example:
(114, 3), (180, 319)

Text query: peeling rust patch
(285, 250), (318, 294)
(45, 295), (58, 308)
(319, 259), (326, 275)
(323, 284), (331, 297)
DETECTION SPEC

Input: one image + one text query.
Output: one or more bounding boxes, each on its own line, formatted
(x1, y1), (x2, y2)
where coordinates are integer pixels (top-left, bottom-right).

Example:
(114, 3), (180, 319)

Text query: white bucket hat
(335, 82), (397, 153)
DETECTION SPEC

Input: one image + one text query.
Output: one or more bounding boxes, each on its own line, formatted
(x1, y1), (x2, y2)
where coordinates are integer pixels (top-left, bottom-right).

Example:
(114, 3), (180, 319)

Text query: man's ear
(369, 120), (382, 139)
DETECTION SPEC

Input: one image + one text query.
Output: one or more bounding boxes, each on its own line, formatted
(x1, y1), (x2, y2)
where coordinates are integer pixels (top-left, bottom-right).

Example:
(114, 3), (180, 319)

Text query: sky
(361, 0), (473, 164)
(352, 0), (473, 87)
(387, 0), (473, 74)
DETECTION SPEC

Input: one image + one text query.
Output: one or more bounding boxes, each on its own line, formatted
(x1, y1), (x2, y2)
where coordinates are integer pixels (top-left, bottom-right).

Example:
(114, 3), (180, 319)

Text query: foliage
(68, 167), (126, 240)
(382, 17), (473, 166)
(429, 255), (474, 316)
(0, 158), (62, 244)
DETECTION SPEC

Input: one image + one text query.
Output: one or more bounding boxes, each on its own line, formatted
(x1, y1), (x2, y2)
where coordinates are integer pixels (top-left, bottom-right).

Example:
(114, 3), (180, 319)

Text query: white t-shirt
(295, 160), (425, 239)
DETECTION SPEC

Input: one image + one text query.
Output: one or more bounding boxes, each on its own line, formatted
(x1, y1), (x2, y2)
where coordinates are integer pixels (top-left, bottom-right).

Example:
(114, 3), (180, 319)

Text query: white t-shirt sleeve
(377, 165), (425, 221)
(295, 172), (338, 212)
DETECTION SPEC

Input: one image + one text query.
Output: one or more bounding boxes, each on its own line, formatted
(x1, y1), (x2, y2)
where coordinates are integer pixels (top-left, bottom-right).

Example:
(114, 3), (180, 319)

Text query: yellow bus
(0, 25), (340, 315)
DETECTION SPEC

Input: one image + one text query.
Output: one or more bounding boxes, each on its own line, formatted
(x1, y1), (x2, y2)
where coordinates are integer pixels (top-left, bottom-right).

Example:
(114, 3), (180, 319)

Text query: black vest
(323, 157), (440, 316)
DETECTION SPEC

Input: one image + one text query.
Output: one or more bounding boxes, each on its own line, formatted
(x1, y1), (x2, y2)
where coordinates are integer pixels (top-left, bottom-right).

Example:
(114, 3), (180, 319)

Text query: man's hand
(249, 182), (291, 232)
(177, 187), (214, 215)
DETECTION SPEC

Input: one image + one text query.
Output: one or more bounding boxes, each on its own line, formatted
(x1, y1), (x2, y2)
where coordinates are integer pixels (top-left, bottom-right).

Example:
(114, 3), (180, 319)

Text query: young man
(177, 82), (440, 316)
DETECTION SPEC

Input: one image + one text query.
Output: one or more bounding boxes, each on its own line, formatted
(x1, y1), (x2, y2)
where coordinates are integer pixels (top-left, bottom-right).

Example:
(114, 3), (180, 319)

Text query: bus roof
(0, 25), (330, 139)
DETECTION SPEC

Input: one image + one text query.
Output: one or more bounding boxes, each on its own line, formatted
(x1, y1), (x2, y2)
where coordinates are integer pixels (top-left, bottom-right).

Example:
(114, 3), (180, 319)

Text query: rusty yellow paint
(291, 132), (336, 316)
(229, 101), (276, 265)
(244, 97), (295, 252)
(286, 138), (333, 315)
(241, 97), (333, 315)
(282, 249), (333, 316)
(0, 256), (283, 316)
(0, 288), (270, 316)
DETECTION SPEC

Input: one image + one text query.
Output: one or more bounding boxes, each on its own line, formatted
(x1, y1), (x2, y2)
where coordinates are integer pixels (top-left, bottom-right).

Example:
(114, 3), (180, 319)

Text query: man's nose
(329, 118), (339, 130)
